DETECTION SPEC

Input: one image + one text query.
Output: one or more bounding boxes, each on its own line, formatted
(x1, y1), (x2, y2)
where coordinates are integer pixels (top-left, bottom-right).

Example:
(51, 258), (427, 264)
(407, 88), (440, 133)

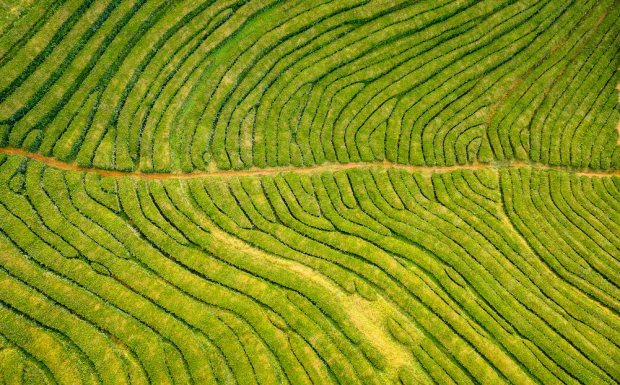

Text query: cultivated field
(0, 0), (619, 384)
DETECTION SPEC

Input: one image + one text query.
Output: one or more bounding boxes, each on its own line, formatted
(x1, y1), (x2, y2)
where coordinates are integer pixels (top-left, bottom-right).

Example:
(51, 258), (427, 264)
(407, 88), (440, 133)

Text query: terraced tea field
(0, 0), (619, 384)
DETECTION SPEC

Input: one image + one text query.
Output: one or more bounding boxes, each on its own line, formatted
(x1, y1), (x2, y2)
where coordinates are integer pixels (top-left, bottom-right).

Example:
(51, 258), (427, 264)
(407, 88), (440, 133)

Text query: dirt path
(1, 146), (619, 179)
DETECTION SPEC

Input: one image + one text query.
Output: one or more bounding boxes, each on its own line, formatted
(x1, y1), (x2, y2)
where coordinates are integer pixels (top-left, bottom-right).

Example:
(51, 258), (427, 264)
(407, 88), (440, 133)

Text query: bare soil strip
(1, 146), (619, 179)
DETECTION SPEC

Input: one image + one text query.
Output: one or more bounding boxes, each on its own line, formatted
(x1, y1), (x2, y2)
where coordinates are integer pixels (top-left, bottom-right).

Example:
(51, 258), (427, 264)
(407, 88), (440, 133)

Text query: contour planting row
(0, 154), (618, 384)
(0, 0), (618, 173)
(488, 1), (620, 169)
(0, 153), (388, 385)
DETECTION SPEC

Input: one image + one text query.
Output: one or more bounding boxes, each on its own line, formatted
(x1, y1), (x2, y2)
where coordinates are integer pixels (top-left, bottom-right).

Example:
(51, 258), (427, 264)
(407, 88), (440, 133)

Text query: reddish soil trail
(2, 147), (619, 179)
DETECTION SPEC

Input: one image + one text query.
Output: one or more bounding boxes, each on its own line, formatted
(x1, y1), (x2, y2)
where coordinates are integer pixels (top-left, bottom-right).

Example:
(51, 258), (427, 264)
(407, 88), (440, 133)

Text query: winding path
(1, 146), (618, 179)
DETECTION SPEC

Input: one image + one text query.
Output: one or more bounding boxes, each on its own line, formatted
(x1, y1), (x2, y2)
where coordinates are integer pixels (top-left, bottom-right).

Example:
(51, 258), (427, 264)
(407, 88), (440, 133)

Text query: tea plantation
(0, 0), (618, 384)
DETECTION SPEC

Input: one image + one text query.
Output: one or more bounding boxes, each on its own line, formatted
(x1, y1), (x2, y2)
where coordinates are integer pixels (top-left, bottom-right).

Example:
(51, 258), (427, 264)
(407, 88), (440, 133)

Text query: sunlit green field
(0, 0), (618, 384)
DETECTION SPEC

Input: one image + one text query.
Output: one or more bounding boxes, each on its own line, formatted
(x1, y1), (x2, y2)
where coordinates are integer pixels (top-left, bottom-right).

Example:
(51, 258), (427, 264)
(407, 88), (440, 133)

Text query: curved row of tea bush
(0, 0), (617, 172)
(0, 154), (618, 384)
(0, 0), (618, 383)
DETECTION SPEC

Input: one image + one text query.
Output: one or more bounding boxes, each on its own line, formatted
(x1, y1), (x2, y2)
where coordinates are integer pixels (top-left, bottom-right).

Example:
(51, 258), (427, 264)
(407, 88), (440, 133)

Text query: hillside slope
(0, 0), (618, 384)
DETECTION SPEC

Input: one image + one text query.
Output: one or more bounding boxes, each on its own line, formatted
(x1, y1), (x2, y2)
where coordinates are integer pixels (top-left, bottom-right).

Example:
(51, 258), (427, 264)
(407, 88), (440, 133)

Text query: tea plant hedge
(0, 0), (618, 384)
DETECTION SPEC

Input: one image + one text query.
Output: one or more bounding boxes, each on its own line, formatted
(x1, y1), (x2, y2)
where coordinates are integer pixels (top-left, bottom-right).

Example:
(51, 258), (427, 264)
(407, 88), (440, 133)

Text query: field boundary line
(1, 147), (619, 178)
